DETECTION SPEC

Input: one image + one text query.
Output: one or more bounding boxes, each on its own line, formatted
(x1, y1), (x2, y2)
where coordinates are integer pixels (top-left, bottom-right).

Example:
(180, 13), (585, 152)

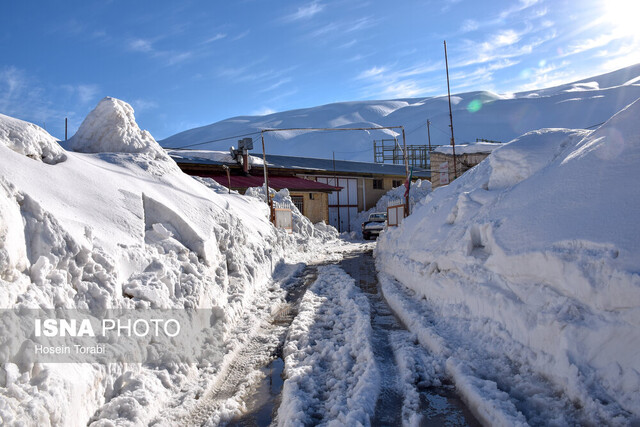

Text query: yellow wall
(290, 192), (329, 224)
(363, 177), (404, 210)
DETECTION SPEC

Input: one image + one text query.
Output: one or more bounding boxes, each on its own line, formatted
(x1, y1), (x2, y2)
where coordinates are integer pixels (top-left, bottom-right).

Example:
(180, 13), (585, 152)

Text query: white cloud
(283, 1), (325, 22)
(129, 38), (154, 53)
(355, 62), (443, 98)
(259, 78), (293, 93)
(203, 33), (227, 44)
(75, 84), (100, 104)
(232, 30), (250, 41)
(461, 19), (479, 33)
(131, 99), (159, 112)
(499, 0), (540, 20)
(564, 33), (617, 56)
(357, 66), (387, 79)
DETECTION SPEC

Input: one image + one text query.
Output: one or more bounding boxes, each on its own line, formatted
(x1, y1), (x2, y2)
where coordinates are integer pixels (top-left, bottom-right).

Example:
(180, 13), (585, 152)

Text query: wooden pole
(444, 40), (458, 180)
(261, 132), (274, 223)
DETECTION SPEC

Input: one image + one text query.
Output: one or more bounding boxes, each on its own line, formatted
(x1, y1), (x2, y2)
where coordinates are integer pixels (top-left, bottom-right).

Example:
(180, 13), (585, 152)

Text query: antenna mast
(444, 40), (458, 179)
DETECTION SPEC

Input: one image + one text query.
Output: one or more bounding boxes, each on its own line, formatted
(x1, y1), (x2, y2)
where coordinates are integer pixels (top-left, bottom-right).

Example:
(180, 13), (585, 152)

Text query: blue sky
(1, 0), (638, 141)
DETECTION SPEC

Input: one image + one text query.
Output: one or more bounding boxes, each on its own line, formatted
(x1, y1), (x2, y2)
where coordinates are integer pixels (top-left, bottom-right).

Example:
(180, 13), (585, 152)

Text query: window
(392, 179), (403, 188)
(373, 179), (384, 190)
(291, 195), (304, 213)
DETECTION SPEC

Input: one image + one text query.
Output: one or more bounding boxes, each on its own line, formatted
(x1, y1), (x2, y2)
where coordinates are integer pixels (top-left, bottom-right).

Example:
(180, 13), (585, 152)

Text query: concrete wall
(430, 152), (490, 189)
(290, 192), (329, 224)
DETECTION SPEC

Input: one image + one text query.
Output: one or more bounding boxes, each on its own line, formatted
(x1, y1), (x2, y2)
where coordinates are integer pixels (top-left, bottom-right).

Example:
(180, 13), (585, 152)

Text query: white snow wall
(376, 99), (640, 419)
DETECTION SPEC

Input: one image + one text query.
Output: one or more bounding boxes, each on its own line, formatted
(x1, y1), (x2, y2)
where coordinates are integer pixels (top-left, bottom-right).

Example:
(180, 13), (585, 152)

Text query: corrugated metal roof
(167, 149), (430, 178)
(200, 174), (340, 191)
(264, 154), (430, 178)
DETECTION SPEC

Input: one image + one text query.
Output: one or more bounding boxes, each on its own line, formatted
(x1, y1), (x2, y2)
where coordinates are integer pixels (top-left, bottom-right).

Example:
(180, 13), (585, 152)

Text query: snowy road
(159, 244), (480, 426)
(332, 250), (479, 426)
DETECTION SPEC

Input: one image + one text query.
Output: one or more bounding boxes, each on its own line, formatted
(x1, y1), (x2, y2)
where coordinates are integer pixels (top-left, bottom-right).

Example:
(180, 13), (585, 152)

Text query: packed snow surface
(160, 64), (640, 161)
(376, 98), (640, 423)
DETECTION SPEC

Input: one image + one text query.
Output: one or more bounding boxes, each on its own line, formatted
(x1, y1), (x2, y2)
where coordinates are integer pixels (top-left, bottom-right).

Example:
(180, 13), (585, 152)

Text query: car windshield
(370, 214), (386, 221)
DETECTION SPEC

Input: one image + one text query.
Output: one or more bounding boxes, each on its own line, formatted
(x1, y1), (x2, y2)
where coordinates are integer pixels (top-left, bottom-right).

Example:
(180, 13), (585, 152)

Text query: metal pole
(333, 151), (341, 231)
(65, 118), (68, 141)
(261, 132), (274, 223)
(427, 119), (432, 170)
(444, 40), (458, 180)
(402, 127), (409, 217)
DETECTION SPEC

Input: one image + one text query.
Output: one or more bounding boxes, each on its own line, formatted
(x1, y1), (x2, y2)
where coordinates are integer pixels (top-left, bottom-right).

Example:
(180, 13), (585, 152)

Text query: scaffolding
(373, 139), (434, 169)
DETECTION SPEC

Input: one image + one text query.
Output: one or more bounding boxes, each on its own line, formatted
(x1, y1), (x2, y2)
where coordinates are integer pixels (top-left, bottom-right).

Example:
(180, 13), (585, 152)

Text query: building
(168, 149), (430, 232)
(430, 142), (502, 189)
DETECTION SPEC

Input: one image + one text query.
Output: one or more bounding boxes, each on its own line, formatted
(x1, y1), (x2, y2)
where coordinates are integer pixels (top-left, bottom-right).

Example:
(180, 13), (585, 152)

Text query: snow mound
(69, 97), (166, 158)
(488, 128), (590, 189)
(0, 113), (66, 164)
(376, 98), (640, 422)
(245, 187), (339, 241)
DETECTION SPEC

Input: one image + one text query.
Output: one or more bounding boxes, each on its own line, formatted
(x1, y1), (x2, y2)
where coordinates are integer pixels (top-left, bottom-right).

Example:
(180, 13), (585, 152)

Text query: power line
(167, 130), (262, 149)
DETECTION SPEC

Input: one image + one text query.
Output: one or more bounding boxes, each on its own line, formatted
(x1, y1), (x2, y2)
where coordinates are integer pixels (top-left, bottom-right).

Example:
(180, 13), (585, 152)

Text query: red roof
(201, 174), (340, 192)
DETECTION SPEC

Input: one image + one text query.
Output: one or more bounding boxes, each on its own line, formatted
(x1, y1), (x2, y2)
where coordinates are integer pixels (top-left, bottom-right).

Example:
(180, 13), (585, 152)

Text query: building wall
(290, 192), (329, 224)
(430, 152), (490, 189)
(363, 177), (404, 210)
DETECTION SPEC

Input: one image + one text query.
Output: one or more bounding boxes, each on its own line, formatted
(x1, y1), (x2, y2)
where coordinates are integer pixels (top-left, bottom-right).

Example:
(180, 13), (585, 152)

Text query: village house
(167, 149), (430, 232)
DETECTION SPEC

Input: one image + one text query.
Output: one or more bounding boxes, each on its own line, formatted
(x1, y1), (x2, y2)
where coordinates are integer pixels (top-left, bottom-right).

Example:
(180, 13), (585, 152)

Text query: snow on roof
(433, 142), (503, 155)
(166, 149), (264, 166)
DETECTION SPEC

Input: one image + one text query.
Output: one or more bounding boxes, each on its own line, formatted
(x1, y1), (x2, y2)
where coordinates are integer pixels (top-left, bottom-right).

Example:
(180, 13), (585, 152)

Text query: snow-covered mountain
(160, 63), (640, 161)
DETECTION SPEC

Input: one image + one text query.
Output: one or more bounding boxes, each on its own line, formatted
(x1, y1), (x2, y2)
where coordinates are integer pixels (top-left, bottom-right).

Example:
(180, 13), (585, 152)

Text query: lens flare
(467, 99), (483, 113)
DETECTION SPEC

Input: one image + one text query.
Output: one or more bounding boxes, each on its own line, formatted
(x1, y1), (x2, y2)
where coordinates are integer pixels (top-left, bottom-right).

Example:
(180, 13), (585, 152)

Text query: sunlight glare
(603, 0), (640, 38)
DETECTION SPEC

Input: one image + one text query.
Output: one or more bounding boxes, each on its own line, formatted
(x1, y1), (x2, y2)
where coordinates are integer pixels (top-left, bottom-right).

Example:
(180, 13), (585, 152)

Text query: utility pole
(260, 132), (274, 223)
(333, 151), (341, 230)
(444, 40), (458, 180)
(402, 127), (409, 217)
(426, 119), (432, 169)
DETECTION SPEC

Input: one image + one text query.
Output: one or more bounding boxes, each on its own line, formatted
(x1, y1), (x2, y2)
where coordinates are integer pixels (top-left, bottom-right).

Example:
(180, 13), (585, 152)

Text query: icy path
(277, 248), (479, 426)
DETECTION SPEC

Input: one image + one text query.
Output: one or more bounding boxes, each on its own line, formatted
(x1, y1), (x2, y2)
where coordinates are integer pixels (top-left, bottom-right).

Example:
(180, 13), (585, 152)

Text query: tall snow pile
(69, 97), (167, 159)
(350, 179), (432, 238)
(0, 113), (66, 164)
(0, 99), (299, 425)
(376, 98), (640, 423)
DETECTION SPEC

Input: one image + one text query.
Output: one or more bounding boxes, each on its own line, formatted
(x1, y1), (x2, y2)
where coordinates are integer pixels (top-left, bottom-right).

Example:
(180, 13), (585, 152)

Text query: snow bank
(376, 98), (640, 423)
(245, 186), (339, 242)
(69, 97), (167, 159)
(350, 179), (431, 238)
(0, 113), (66, 164)
(0, 99), (301, 426)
